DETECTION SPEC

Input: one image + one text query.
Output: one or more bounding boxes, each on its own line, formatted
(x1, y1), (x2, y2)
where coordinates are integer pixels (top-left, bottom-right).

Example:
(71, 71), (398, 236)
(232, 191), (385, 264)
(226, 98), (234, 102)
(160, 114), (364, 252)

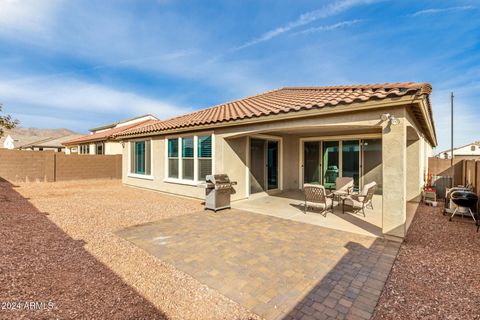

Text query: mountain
(3, 127), (79, 138)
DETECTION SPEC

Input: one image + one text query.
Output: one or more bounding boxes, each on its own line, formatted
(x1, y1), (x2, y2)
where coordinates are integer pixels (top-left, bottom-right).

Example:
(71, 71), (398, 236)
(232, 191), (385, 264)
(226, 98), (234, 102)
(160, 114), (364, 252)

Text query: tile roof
(115, 82), (432, 137)
(63, 119), (157, 145)
(21, 134), (84, 148)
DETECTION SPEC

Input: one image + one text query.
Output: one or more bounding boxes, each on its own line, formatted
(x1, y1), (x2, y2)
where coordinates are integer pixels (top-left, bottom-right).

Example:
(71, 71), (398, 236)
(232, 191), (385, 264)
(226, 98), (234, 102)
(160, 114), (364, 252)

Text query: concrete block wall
(0, 149), (121, 182)
(0, 149), (55, 182)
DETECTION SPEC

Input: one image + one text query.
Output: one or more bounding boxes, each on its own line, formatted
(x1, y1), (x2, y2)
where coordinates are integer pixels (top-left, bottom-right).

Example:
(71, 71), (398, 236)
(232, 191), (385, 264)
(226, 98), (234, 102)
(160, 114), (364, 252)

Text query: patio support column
(382, 108), (407, 239)
(406, 135), (422, 202)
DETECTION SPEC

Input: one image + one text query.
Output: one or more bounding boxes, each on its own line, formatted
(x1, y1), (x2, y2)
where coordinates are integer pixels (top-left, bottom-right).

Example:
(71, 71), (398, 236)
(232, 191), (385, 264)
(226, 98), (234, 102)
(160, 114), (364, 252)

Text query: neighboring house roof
(1, 135), (53, 149)
(20, 134), (84, 149)
(436, 141), (480, 156)
(115, 82), (433, 138)
(89, 114), (157, 132)
(63, 119), (157, 145)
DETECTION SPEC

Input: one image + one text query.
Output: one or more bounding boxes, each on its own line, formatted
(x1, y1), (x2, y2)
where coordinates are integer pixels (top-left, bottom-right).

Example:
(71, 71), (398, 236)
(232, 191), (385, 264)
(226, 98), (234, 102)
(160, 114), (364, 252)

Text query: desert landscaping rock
(0, 179), (259, 320)
(373, 203), (480, 319)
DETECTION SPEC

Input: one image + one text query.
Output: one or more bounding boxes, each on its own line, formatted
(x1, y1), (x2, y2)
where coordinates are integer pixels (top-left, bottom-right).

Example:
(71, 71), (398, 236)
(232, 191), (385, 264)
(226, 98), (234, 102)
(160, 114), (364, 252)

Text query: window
(182, 137), (194, 180)
(168, 139), (179, 178)
(166, 134), (213, 182)
(96, 142), (104, 155)
(471, 145), (476, 152)
(80, 144), (89, 154)
(197, 135), (212, 181)
(130, 140), (151, 175)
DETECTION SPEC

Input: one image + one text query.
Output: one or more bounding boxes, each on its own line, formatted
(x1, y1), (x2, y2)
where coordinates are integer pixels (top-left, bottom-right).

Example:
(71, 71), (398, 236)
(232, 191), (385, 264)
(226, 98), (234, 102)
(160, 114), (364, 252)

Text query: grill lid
(206, 174), (231, 184)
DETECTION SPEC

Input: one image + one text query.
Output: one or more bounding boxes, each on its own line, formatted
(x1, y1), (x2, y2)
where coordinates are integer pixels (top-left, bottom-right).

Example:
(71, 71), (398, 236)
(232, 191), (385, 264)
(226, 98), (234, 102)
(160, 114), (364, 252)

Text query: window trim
(127, 138), (154, 180)
(164, 132), (214, 185)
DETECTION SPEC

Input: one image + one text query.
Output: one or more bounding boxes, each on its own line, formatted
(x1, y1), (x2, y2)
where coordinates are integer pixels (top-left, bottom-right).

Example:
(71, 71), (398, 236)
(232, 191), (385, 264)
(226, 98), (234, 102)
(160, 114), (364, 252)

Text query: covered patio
(221, 108), (429, 240)
(233, 190), (383, 237)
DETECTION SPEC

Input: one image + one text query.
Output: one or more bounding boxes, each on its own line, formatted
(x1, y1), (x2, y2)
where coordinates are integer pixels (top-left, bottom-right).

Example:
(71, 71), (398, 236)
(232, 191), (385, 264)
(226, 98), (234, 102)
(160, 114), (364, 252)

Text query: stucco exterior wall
(105, 141), (123, 155)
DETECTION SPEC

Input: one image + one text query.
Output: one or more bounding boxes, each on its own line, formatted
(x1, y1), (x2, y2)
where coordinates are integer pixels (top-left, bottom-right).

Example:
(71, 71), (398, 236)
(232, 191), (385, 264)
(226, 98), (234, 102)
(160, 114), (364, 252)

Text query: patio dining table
(329, 190), (350, 213)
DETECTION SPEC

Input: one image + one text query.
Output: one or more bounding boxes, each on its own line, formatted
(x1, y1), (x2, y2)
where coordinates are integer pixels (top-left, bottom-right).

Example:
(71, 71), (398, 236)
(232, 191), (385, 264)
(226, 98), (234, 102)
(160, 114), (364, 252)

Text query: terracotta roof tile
(115, 82), (432, 138)
(63, 119), (157, 145)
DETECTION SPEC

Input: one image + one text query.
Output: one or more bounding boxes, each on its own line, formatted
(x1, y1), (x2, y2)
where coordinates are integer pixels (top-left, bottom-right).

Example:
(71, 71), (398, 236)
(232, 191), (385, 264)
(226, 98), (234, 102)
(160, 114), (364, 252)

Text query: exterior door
(250, 138), (279, 194)
(250, 139), (266, 194)
(267, 141), (278, 190)
(303, 141), (321, 184)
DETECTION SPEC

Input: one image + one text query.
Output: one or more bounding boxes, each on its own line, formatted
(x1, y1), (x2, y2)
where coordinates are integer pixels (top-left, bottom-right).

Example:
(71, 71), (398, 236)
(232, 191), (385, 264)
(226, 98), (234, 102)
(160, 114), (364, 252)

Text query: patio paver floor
(117, 209), (400, 320)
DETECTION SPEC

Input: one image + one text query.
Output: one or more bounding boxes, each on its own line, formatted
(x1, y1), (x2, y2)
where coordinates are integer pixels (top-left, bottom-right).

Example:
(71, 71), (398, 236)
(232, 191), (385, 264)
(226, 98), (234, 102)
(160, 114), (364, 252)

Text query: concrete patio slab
(117, 209), (399, 320)
(233, 191), (383, 237)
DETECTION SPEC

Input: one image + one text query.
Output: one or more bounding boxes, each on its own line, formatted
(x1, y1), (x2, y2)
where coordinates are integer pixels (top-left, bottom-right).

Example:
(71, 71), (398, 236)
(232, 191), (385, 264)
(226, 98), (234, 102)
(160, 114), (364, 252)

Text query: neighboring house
(115, 82), (437, 240)
(18, 134), (84, 152)
(2, 135), (15, 149)
(1, 134), (54, 150)
(436, 141), (480, 160)
(63, 114), (158, 155)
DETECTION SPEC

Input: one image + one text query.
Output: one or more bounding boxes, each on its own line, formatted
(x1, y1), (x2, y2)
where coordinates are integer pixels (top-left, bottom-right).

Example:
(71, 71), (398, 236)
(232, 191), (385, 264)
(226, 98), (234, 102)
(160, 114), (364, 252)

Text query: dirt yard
(373, 203), (480, 319)
(0, 179), (258, 319)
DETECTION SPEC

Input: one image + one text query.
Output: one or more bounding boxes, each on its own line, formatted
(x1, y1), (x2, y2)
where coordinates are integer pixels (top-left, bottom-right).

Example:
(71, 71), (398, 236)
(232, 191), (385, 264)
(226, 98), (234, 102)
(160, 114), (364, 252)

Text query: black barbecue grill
(449, 190), (478, 222)
(198, 174), (237, 212)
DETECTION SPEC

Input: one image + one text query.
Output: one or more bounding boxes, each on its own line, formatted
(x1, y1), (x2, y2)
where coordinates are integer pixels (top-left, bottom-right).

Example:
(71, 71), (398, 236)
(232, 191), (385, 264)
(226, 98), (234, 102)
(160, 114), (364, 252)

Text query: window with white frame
(197, 135), (212, 180)
(167, 138), (179, 178)
(95, 142), (104, 155)
(130, 140), (151, 175)
(167, 135), (213, 182)
(182, 137), (194, 180)
(79, 144), (89, 154)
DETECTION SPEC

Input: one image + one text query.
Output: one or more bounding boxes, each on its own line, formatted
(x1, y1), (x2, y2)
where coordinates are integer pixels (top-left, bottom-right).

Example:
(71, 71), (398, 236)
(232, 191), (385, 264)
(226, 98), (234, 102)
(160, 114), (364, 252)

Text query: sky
(0, 0), (479, 153)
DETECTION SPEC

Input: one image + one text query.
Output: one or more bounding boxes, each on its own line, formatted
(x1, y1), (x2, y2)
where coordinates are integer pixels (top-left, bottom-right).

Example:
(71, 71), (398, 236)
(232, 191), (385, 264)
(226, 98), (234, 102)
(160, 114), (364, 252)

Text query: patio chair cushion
(361, 182), (377, 196)
(344, 197), (363, 209)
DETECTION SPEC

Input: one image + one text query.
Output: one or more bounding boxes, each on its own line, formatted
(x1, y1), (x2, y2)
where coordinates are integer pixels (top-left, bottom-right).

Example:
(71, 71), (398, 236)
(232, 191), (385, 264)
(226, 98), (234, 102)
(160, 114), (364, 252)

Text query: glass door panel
(342, 140), (360, 190)
(304, 141), (321, 184)
(267, 141), (278, 190)
(250, 139), (266, 194)
(323, 141), (339, 189)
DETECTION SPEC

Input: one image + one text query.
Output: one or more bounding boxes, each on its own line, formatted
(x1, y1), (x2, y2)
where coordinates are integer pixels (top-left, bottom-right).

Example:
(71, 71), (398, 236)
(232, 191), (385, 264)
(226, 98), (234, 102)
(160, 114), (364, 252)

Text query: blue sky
(0, 0), (479, 152)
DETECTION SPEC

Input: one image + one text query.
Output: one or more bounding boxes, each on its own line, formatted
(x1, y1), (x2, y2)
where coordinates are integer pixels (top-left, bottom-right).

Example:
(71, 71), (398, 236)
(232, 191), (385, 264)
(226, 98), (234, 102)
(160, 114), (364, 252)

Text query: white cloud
(410, 6), (475, 17)
(0, 77), (188, 121)
(235, 0), (377, 50)
(294, 19), (363, 35)
(0, 0), (60, 36)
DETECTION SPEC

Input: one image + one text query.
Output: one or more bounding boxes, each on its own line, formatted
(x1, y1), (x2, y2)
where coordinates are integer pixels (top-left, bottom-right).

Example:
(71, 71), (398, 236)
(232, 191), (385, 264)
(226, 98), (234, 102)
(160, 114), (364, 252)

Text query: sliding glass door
(323, 141), (339, 189)
(304, 141), (321, 184)
(302, 139), (362, 191)
(342, 140), (360, 190)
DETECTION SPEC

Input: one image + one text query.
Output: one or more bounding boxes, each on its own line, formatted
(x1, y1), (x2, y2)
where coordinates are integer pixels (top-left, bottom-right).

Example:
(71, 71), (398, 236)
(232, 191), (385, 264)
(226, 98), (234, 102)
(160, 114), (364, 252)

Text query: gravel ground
(373, 202), (480, 320)
(0, 179), (259, 319)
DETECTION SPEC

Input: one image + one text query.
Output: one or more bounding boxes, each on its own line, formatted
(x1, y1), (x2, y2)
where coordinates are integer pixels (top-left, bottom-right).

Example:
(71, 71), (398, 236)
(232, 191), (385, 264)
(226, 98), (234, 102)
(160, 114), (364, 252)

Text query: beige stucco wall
(105, 141), (123, 155)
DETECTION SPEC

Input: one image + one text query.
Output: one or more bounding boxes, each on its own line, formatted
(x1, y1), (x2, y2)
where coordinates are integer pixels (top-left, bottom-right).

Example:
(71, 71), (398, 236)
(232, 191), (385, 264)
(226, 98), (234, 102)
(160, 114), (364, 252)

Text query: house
(115, 83), (436, 240)
(18, 134), (83, 152)
(436, 141), (480, 160)
(1, 134), (52, 150)
(63, 114), (158, 155)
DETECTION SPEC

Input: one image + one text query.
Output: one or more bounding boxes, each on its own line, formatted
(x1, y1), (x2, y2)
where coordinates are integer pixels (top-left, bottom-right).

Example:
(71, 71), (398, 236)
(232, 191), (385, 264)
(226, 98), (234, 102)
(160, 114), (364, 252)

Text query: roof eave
(115, 95), (426, 140)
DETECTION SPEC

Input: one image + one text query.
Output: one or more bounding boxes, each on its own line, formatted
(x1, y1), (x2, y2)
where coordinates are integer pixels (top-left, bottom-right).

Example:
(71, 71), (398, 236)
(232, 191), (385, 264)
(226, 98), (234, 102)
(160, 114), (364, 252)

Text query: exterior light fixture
(380, 113), (400, 125)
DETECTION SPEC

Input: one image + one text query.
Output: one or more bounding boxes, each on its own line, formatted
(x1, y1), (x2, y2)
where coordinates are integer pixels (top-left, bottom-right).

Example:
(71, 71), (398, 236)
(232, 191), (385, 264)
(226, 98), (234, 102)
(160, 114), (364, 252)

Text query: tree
(0, 104), (19, 136)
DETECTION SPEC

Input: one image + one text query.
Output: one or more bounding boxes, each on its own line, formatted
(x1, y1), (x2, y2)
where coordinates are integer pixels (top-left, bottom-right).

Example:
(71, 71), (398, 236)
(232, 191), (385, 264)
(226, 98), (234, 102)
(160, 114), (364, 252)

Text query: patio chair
(342, 182), (377, 216)
(335, 177), (354, 194)
(303, 184), (333, 216)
